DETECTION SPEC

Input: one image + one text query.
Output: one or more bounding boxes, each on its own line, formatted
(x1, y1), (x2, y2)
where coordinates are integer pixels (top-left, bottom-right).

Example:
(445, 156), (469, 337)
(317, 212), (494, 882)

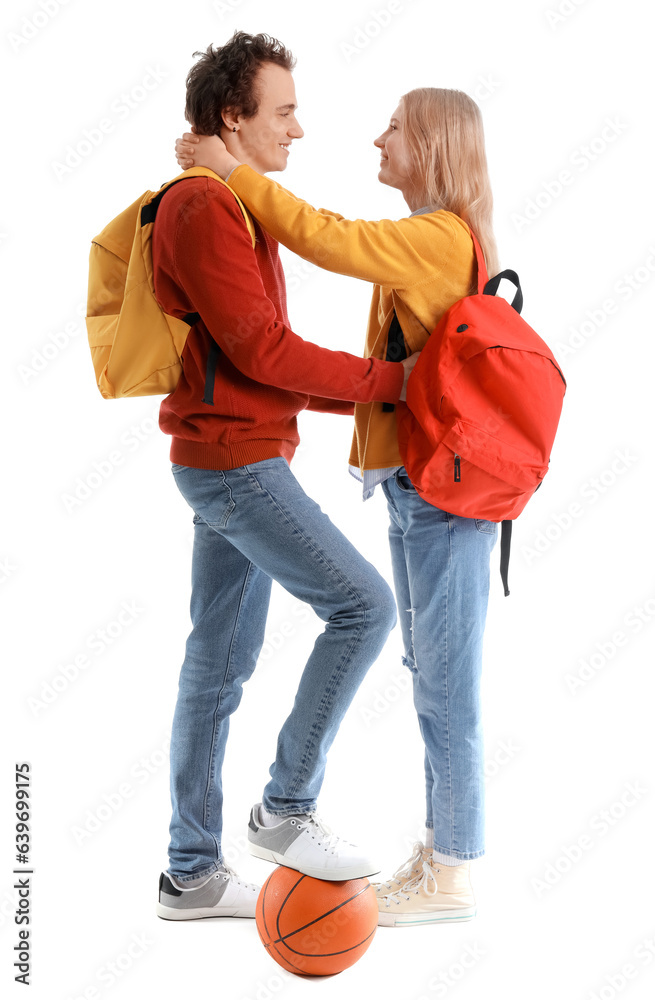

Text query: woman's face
(374, 102), (422, 208)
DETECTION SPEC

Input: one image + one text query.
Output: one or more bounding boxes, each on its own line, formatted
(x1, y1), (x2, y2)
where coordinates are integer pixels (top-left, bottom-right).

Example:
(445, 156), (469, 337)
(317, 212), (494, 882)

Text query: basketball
(255, 866), (379, 977)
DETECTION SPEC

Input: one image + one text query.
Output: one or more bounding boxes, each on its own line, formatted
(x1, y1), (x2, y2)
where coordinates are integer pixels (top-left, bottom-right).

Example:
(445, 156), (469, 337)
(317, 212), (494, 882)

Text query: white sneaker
(377, 852), (476, 926)
(247, 803), (380, 881)
(156, 865), (260, 919)
(372, 841), (433, 899)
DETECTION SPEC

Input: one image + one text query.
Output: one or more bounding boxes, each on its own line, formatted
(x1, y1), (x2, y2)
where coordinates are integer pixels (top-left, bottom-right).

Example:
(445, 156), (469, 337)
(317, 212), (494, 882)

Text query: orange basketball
(255, 866), (379, 977)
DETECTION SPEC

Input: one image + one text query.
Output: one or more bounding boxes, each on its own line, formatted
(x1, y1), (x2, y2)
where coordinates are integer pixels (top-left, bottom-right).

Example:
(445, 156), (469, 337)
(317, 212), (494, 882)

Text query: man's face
(374, 103), (418, 197)
(225, 62), (304, 174)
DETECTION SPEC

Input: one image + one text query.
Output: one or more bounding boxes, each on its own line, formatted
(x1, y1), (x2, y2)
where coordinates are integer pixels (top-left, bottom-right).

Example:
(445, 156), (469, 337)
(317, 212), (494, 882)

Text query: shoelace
(384, 857), (439, 905)
(294, 813), (355, 853)
(217, 864), (258, 892)
(377, 841), (428, 891)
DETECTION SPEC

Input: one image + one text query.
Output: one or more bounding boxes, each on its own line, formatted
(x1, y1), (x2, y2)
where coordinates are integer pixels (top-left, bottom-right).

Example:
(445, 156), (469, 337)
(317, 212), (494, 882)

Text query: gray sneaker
(247, 803), (380, 881)
(156, 865), (260, 920)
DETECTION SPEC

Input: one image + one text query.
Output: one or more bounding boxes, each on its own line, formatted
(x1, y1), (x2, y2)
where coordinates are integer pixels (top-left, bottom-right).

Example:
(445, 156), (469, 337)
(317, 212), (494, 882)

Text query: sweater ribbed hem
(170, 437), (296, 470)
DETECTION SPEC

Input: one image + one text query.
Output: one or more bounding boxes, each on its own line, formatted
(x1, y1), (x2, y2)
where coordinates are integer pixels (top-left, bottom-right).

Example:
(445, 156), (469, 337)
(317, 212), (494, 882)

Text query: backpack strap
(484, 269), (523, 314)
(500, 520), (512, 597)
(139, 179), (202, 327)
(139, 168), (257, 331)
(384, 228), (487, 414)
(140, 167), (257, 246)
(382, 310), (407, 412)
(468, 228), (489, 292)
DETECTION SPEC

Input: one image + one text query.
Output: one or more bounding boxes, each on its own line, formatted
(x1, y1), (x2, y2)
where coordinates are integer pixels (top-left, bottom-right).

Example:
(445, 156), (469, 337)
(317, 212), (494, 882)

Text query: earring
(233, 127), (237, 132)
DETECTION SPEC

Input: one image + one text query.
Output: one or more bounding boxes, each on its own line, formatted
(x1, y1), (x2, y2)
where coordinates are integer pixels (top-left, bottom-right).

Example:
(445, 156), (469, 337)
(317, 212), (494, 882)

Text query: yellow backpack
(86, 166), (256, 399)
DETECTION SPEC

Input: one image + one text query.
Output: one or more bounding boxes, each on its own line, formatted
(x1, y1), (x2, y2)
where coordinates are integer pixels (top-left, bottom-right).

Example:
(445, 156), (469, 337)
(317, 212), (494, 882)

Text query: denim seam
(431, 845), (485, 862)
(262, 806), (317, 818)
(244, 471), (367, 615)
(207, 470), (235, 528)
(243, 471), (372, 804)
(445, 514), (454, 852)
(385, 489), (401, 524)
(170, 861), (224, 882)
(385, 481), (415, 671)
(287, 622), (365, 800)
(201, 558), (256, 860)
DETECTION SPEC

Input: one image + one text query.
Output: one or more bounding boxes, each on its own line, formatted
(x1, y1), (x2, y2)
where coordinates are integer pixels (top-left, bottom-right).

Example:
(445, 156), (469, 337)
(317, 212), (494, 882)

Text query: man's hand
(174, 131), (241, 179)
(399, 352), (420, 402)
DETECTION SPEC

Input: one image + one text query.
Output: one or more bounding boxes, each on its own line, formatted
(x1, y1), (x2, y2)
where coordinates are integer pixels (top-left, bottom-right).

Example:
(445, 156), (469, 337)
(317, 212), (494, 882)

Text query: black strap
(201, 341), (221, 405)
(142, 182), (202, 330)
(483, 269), (523, 314)
(140, 178), (190, 226)
(500, 520), (512, 596)
(382, 310), (407, 412)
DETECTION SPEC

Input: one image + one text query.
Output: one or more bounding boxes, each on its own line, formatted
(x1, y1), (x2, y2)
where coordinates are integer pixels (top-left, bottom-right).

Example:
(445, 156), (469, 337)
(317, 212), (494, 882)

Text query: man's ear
(221, 107), (240, 133)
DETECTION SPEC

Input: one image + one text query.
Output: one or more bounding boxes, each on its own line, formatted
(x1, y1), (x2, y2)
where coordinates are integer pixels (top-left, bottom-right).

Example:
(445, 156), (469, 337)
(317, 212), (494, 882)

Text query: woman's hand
(399, 352), (420, 402)
(174, 131), (241, 180)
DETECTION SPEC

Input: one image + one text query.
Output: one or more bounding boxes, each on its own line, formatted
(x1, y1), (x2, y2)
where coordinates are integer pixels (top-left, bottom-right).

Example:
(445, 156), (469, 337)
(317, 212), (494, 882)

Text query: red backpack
(395, 230), (566, 595)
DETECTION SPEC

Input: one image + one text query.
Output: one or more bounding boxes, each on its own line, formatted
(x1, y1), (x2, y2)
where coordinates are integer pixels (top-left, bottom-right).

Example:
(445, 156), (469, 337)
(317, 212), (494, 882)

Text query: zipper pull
(454, 454), (461, 482)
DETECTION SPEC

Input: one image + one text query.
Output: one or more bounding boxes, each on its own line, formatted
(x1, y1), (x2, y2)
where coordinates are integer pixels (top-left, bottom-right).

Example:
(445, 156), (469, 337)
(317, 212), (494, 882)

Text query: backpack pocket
(442, 419), (548, 493)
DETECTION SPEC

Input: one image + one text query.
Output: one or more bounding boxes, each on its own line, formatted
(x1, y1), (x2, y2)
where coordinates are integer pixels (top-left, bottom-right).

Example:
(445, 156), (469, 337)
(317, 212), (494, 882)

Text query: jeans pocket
(394, 469), (418, 494)
(475, 519), (497, 534)
(173, 466), (236, 528)
(171, 463), (188, 474)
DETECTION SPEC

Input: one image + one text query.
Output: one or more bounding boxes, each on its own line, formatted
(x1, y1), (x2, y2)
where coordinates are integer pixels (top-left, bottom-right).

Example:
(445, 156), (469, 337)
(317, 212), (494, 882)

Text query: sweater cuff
(375, 361), (405, 403)
(228, 162), (254, 189)
(225, 163), (241, 183)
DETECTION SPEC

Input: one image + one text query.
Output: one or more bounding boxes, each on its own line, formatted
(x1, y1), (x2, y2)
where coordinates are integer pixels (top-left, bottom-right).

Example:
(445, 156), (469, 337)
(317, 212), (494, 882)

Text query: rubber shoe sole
(155, 900), (256, 920)
(378, 904), (476, 927)
(248, 841), (380, 881)
(156, 870), (258, 919)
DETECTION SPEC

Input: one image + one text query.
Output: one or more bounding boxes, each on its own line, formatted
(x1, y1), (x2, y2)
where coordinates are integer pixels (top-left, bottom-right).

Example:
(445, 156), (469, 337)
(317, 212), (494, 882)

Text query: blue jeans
(381, 467), (497, 862)
(167, 457), (397, 880)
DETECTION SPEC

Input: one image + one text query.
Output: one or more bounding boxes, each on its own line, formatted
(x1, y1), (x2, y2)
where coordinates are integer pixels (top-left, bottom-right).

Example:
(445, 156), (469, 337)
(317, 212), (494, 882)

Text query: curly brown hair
(185, 31), (296, 136)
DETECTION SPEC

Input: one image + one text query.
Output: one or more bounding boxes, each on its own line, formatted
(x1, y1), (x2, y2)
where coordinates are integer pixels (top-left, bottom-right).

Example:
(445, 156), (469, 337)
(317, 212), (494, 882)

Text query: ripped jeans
(380, 467), (497, 862)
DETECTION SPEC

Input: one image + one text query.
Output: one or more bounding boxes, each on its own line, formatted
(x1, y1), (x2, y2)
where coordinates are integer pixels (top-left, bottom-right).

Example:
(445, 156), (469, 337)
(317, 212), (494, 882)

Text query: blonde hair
(400, 88), (499, 279)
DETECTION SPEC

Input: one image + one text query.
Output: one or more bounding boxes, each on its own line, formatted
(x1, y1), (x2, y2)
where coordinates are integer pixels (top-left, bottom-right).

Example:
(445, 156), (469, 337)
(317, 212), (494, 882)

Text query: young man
(152, 32), (417, 921)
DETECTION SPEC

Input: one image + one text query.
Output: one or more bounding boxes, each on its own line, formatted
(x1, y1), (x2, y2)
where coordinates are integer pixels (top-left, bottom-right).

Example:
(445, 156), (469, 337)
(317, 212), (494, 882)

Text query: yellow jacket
(227, 164), (477, 471)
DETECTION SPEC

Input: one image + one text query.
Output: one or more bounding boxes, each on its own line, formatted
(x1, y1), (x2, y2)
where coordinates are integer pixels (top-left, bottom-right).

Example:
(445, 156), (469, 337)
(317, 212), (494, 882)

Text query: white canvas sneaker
(377, 853), (476, 926)
(247, 803), (380, 880)
(156, 865), (260, 919)
(372, 841), (433, 899)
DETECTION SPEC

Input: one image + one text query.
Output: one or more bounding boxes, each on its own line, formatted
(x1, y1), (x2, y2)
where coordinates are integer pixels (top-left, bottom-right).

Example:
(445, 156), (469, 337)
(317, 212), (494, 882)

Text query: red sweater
(152, 177), (404, 469)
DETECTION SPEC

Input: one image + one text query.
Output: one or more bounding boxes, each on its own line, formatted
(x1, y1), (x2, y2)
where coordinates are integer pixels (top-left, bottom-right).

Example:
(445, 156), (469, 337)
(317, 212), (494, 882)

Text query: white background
(3, 0), (654, 997)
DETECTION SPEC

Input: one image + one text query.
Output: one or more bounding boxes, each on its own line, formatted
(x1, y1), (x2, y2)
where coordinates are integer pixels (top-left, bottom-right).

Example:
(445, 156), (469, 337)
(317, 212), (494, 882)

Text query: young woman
(175, 86), (501, 926)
